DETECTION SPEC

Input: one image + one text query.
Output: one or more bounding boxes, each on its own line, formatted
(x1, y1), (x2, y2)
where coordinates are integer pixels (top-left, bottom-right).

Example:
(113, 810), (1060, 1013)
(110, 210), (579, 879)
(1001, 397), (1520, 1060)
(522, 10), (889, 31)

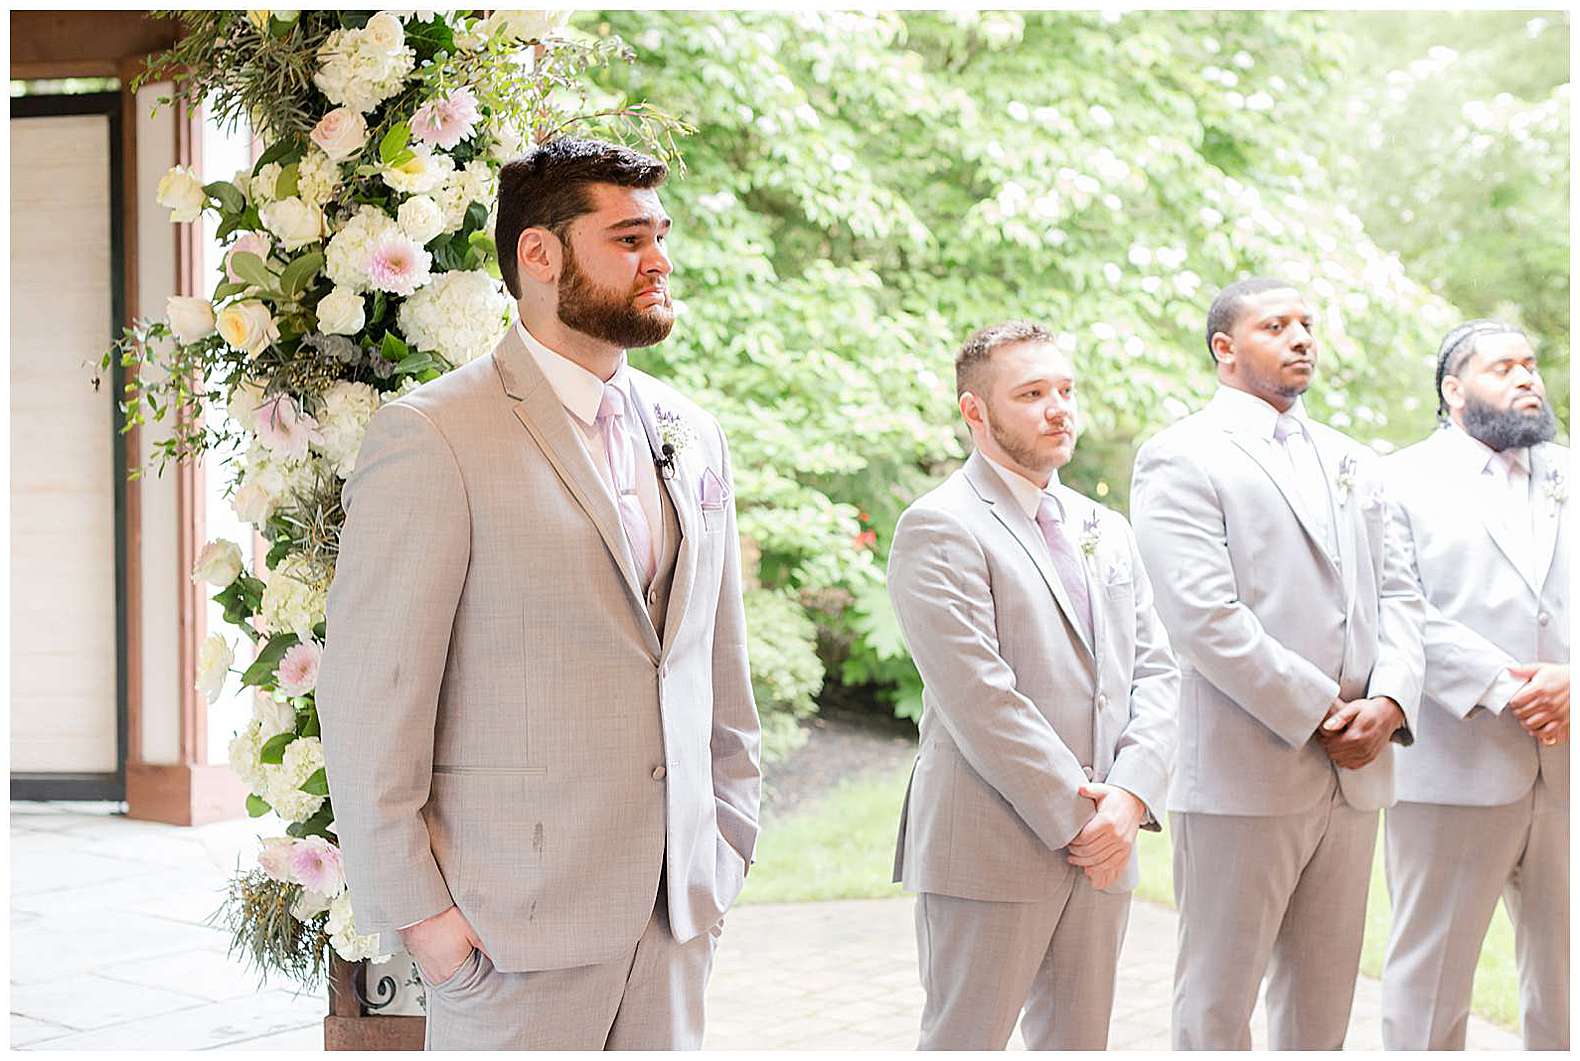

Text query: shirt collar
(1442, 422), (1531, 479)
(981, 451), (1063, 522)
(516, 321), (629, 427)
(1208, 385), (1309, 440)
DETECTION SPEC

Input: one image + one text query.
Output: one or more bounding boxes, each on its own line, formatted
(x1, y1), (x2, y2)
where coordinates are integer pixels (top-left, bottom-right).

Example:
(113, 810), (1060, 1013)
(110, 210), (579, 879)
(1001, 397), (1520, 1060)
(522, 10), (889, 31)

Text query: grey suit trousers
(421, 888), (718, 1050)
(1172, 775), (1378, 1050)
(1381, 771), (1569, 1050)
(915, 875), (1131, 1050)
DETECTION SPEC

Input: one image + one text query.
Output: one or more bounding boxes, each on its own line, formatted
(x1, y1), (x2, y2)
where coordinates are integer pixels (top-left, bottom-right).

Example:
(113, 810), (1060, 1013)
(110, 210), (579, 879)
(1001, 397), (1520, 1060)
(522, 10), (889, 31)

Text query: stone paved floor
(10, 802), (1522, 1051)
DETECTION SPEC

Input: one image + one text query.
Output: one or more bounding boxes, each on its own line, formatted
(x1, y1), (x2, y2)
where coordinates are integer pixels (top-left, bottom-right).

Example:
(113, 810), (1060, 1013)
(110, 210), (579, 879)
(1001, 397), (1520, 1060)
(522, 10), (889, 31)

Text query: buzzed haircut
(1204, 276), (1299, 363)
(1434, 319), (1528, 416)
(495, 137), (669, 298)
(955, 320), (1055, 398)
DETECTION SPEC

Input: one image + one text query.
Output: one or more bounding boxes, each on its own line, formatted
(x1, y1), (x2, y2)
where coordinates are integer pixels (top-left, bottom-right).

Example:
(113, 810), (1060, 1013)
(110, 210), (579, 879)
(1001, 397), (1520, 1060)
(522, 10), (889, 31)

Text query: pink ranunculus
(226, 232), (274, 283)
(410, 87), (481, 150)
(276, 640), (323, 698)
(365, 231), (432, 297)
(286, 836), (346, 897)
(254, 393), (324, 462)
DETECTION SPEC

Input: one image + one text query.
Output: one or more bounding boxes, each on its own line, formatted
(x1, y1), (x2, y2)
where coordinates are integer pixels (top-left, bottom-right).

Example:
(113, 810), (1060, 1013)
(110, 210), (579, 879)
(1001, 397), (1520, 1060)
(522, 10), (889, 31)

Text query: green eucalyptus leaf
(275, 162), (300, 200)
(379, 121), (412, 165)
(227, 251), (274, 292)
(279, 250), (324, 300)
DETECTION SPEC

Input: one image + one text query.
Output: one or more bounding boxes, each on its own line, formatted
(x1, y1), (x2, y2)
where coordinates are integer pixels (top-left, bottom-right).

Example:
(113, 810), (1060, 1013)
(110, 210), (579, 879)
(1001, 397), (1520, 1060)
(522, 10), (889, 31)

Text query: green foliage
(590, 10), (1461, 721)
(743, 587), (826, 761)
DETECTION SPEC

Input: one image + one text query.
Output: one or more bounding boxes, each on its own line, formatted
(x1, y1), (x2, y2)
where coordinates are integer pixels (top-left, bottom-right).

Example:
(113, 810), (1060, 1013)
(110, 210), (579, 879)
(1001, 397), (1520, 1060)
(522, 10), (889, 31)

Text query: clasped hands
(1317, 695), (1404, 769)
(1505, 662), (1569, 747)
(1066, 782), (1145, 891)
(401, 904), (486, 986)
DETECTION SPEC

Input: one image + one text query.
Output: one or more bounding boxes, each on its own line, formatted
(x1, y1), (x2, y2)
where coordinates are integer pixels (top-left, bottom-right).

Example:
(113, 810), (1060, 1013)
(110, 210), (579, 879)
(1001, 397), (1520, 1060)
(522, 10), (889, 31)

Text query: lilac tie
(1034, 495), (1093, 646)
(596, 385), (655, 585)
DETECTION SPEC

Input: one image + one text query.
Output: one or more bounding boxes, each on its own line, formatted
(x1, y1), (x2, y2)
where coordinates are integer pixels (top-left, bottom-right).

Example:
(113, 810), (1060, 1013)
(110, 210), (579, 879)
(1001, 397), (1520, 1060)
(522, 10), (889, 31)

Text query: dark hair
(495, 137), (669, 298)
(955, 320), (1055, 397)
(1204, 276), (1298, 363)
(1434, 319), (1527, 417)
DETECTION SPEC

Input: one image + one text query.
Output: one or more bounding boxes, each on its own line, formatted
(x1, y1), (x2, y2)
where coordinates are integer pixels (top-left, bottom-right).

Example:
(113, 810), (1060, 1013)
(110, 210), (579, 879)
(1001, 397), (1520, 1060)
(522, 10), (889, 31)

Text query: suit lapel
(1478, 480), (1536, 594)
(1308, 430), (1359, 610)
(629, 377), (699, 655)
(1529, 445), (1562, 593)
(492, 331), (660, 656)
(965, 454), (1096, 661)
(1227, 430), (1341, 579)
(1060, 488), (1106, 672)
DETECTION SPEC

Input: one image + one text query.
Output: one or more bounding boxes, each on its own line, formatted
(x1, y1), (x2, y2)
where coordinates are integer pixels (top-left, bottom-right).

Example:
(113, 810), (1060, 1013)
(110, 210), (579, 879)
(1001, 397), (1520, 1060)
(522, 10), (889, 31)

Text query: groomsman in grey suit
(887, 321), (1178, 1050)
(317, 138), (762, 1050)
(1130, 277), (1425, 1050)
(1378, 320), (1569, 1050)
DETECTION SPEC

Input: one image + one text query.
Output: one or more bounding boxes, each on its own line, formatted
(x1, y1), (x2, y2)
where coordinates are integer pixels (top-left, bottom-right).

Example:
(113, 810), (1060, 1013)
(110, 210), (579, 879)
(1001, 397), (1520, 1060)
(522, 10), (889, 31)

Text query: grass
(744, 762), (1521, 1031)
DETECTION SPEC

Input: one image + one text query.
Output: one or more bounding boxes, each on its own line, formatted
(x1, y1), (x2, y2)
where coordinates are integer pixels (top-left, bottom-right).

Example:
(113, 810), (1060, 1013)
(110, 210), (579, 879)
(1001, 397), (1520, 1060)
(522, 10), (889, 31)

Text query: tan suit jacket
(317, 328), (761, 973)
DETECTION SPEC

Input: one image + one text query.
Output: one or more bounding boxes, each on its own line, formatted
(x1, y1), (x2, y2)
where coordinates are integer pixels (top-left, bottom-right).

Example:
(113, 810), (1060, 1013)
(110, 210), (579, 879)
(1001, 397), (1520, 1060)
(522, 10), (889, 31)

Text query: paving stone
(25, 988), (321, 1051)
(10, 975), (211, 1032)
(8, 1015), (75, 1049)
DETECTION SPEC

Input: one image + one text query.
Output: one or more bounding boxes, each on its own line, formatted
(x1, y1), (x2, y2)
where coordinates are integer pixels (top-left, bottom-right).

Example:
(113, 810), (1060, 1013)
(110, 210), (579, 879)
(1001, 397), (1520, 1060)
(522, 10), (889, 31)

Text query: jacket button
(1539, 612), (1550, 627)
(652, 766), (667, 781)
(1097, 693), (1108, 710)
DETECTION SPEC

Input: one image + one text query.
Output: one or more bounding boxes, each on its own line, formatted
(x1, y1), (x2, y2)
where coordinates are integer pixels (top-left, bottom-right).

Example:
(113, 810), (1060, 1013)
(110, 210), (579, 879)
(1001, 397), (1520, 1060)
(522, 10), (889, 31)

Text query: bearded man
(1378, 320), (1569, 1050)
(317, 137), (762, 1050)
(887, 321), (1178, 1049)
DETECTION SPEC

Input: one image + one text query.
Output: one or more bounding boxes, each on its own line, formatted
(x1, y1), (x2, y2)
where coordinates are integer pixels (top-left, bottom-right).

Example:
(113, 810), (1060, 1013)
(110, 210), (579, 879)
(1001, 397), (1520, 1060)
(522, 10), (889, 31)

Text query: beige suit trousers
(421, 886), (718, 1051)
(914, 875), (1131, 1050)
(1171, 775), (1378, 1050)
(1381, 771), (1569, 1050)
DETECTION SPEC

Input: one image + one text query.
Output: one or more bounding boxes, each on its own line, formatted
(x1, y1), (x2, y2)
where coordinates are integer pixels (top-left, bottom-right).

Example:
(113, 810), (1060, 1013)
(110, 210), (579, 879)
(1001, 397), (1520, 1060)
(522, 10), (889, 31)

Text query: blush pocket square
(698, 467), (731, 510)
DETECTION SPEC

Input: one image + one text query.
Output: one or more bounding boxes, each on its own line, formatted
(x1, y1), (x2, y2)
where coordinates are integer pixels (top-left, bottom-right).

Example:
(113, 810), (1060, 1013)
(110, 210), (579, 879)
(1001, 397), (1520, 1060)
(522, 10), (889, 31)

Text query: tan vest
(643, 473), (683, 640)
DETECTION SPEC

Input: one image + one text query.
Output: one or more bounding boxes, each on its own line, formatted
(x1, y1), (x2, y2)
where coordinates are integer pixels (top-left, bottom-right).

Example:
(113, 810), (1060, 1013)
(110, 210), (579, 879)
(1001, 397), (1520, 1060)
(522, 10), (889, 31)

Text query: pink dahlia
(366, 231), (432, 297)
(254, 393), (324, 462)
(276, 640), (323, 698)
(286, 836), (345, 897)
(411, 87), (481, 150)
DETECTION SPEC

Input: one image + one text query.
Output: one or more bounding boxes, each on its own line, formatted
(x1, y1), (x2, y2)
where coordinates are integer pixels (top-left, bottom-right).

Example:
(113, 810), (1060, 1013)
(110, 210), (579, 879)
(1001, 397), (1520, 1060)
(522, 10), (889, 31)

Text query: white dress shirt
(516, 322), (665, 580)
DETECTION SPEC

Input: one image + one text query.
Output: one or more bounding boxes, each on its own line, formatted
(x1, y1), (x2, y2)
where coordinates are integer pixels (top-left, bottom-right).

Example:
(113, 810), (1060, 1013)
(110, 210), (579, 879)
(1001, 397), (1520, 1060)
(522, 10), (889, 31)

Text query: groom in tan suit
(888, 321), (1178, 1050)
(318, 138), (761, 1050)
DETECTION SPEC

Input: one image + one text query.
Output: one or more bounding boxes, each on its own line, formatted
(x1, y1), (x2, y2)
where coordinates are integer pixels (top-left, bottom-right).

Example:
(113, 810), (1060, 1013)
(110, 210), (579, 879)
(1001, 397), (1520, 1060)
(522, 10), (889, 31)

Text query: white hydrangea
(250, 163), (283, 206)
(227, 720), (269, 794)
(314, 20), (417, 115)
(264, 735), (327, 823)
(260, 554), (329, 642)
(232, 441), (323, 526)
(397, 269), (514, 367)
(434, 159), (496, 232)
(297, 147), (341, 207)
(313, 380), (381, 477)
(327, 891), (385, 961)
(326, 205), (400, 293)
(381, 376), (423, 406)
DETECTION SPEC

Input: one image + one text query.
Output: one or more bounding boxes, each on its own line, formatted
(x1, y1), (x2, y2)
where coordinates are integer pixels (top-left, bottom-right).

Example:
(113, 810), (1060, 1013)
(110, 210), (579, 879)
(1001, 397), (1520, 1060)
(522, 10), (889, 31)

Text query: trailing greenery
(210, 868), (330, 990)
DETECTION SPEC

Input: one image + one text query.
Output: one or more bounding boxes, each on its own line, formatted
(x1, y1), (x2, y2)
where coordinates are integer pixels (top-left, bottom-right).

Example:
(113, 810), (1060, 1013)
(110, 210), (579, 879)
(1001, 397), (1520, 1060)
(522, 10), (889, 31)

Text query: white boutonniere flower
(1543, 467), (1567, 515)
(653, 403), (696, 480)
(1079, 511), (1102, 568)
(1334, 454), (1358, 507)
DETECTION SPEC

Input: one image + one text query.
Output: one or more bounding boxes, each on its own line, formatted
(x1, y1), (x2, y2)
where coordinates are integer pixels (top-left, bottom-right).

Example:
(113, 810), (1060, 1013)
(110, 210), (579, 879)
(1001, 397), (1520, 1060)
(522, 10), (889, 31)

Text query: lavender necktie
(1034, 495), (1093, 647)
(595, 384), (655, 586)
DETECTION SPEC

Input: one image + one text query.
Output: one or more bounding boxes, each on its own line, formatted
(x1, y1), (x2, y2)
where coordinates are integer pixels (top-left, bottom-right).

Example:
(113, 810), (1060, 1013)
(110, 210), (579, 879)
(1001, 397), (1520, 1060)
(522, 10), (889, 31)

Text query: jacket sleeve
(1367, 480), (1426, 740)
(887, 504), (1095, 854)
(1104, 519), (1180, 830)
(707, 419), (763, 866)
(316, 402), (465, 940)
(1130, 435), (1338, 748)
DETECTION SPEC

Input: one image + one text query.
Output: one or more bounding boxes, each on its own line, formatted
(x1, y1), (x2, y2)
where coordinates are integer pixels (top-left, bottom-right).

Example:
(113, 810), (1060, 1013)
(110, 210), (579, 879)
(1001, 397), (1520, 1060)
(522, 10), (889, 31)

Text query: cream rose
(156, 165), (207, 223)
(361, 11), (406, 54)
(396, 195), (444, 245)
(217, 300), (280, 357)
(259, 196), (326, 251)
(315, 286), (366, 336)
(166, 296), (216, 343)
(193, 539), (244, 587)
(310, 107), (369, 163)
(196, 634), (235, 704)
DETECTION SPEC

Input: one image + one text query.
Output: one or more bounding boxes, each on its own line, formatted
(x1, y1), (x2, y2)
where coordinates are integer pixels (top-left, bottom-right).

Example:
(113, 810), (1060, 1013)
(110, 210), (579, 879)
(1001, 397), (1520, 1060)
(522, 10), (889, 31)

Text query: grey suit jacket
(317, 327), (762, 972)
(887, 451), (1178, 902)
(1382, 429), (1569, 807)
(1130, 389), (1425, 816)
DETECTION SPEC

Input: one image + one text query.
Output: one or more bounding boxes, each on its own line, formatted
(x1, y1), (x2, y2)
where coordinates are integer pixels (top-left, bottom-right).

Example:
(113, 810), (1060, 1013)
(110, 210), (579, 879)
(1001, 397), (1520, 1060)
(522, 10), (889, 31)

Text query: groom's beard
(1462, 391), (1558, 451)
(556, 243), (674, 350)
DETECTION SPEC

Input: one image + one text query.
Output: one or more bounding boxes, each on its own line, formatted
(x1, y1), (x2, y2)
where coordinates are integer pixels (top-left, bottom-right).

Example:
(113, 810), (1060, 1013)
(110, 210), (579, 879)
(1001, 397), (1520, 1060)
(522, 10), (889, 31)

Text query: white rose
(482, 10), (569, 43)
(380, 146), (454, 195)
(217, 300), (280, 356)
(396, 195), (444, 245)
(252, 689), (298, 741)
(292, 889), (334, 921)
(165, 296), (216, 343)
(196, 634), (234, 704)
(232, 481), (274, 525)
(315, 286), (366, 336)
(259, 196), (325, 251)
(309, 107), (368, 162)
(361, 11), (406, 55)
(156, 165), (207, 223)
(192, 539), (244, 587)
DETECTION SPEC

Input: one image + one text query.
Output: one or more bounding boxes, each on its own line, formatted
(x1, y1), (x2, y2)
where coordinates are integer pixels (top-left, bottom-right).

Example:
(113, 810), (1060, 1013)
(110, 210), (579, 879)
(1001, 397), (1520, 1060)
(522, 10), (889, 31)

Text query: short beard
(985, 401), (1067, 477)
(555, 240), (674, 349)
(1461, 392), (1558, 451)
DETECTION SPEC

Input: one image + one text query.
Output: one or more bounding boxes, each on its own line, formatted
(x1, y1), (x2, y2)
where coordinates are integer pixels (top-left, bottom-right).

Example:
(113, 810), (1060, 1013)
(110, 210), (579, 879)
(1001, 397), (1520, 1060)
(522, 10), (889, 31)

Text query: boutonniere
(653, 404), (695, 481)
(1543, 467), (1567, 515)
(1334, 454), (1358, 506)
(1079, 511), (1102, 568)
